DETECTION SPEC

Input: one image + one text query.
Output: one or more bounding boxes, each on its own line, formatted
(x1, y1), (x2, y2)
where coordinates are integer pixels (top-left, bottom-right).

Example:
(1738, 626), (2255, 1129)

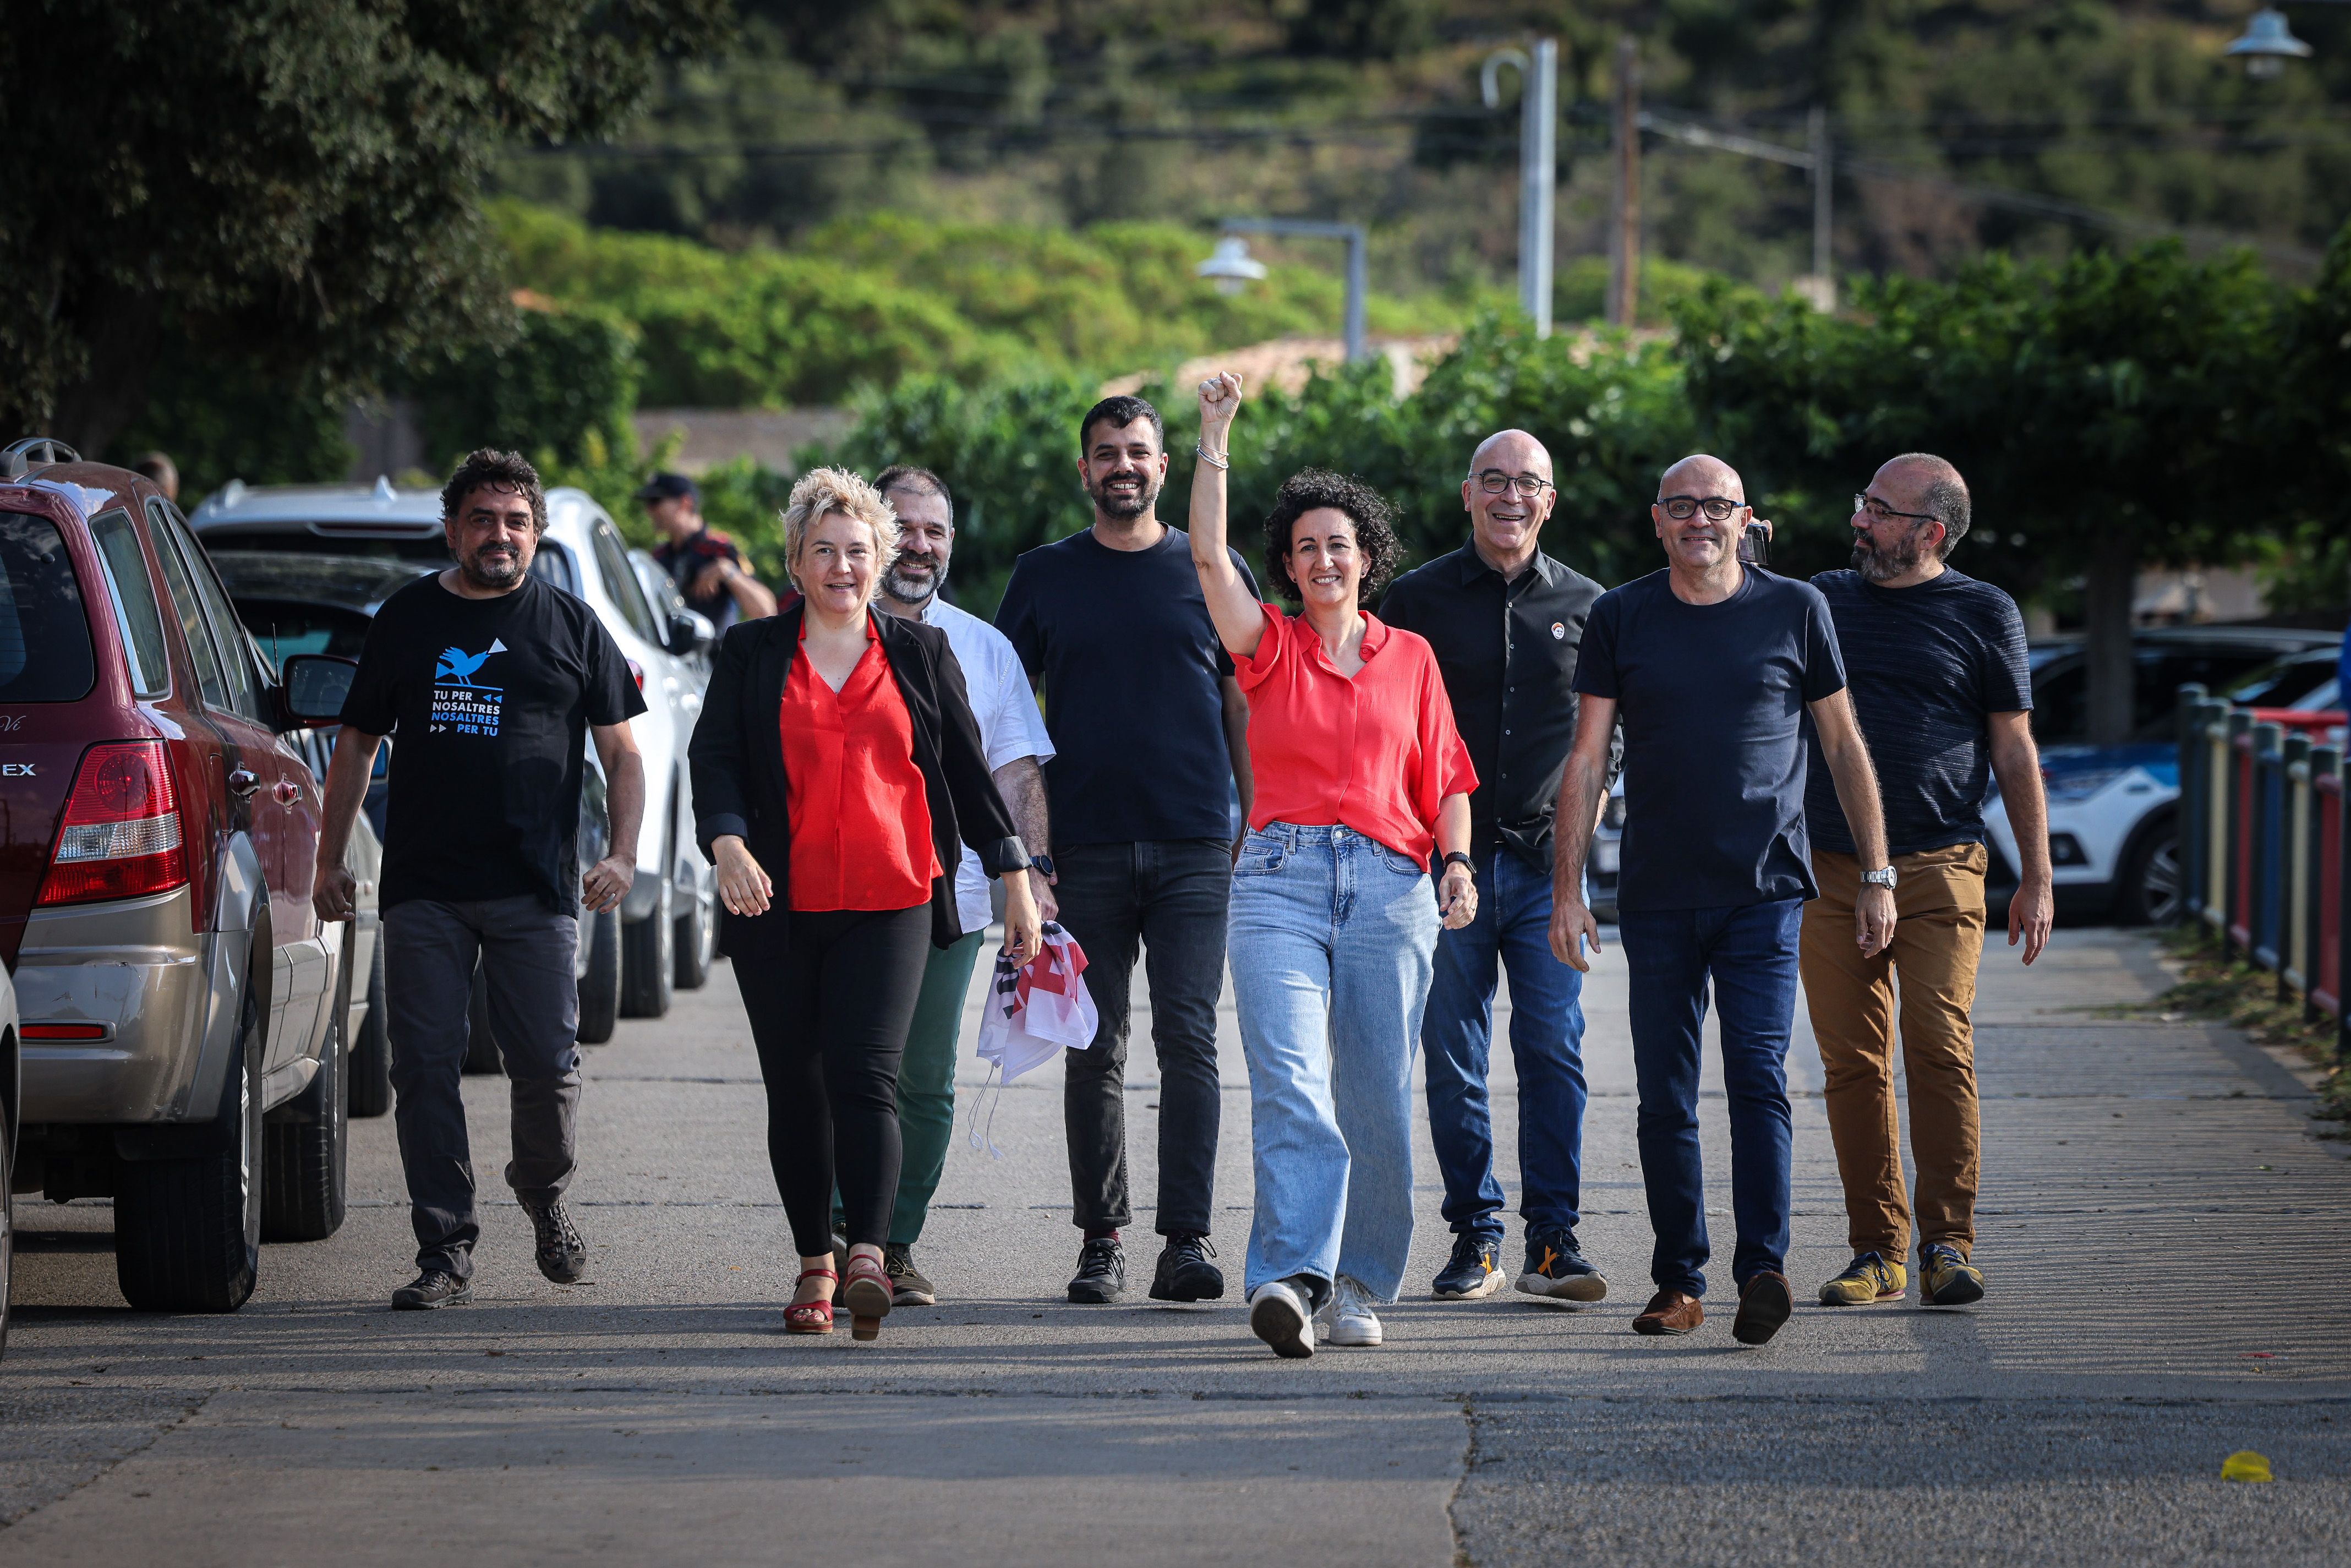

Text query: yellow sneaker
(1817, 1250), (1906, 1305)
(1921, 1243), (1984, 1305)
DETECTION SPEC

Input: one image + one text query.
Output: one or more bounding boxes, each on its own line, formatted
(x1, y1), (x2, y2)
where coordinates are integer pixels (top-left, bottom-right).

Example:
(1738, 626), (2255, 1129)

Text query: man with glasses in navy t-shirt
(1548, 454), (1896, 1347)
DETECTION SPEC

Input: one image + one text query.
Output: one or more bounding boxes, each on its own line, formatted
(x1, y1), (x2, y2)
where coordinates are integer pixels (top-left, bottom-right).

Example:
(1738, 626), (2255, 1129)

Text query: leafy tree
(0, 0), (729, 456)
(410, 304), (643, 473)
(1672, 236), (2300, 744)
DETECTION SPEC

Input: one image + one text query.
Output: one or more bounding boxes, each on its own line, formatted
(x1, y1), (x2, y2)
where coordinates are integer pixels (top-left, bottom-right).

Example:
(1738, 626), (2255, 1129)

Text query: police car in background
(1983, 626), (2341, 926)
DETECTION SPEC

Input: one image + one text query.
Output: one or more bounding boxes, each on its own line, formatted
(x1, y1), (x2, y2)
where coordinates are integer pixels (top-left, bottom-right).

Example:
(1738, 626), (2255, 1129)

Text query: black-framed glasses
(1854, 493), (1939, 525)
(1658, 495), (1747, 522)
(1474, 469), (1554, 497)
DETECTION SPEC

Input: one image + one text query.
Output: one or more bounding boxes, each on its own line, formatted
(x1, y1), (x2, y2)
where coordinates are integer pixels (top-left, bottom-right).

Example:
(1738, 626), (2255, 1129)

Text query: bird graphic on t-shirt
(434, 639), (507, 687)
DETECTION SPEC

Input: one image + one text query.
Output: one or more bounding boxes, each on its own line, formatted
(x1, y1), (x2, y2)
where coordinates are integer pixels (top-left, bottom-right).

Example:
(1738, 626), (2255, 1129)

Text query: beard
(1852, 532), (1921, 584)
(1087, 468), (1160, 522)
(882, 554), (946, 606)
(461, 543), (526, 591)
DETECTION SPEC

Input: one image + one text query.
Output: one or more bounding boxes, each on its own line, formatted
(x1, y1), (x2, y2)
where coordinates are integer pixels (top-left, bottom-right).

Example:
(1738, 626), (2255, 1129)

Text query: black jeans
(1053, 839), (1231, 1238)
(735, 905), (932, 1256)
(382, 895), (581, 1280)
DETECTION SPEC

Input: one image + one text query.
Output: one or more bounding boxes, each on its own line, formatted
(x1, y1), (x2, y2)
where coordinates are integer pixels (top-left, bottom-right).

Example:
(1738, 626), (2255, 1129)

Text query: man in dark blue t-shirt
(1548, 454), (1896, 1347)
(994, 394), (1257, 1308)
(1803, 454), (2052, 1314)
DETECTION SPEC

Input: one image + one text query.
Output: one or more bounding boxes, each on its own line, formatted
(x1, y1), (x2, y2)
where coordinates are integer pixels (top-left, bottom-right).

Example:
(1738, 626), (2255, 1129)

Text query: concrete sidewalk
(2, 927), (2346, 1566)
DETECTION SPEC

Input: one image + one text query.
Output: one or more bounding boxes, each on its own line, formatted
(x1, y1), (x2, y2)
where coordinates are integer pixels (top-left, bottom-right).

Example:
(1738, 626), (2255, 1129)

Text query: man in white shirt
(860, 463), (1056, 1305)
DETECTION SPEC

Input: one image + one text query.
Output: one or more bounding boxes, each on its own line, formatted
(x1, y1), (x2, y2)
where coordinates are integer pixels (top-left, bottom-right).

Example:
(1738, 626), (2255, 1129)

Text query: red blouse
(1230, 603), (1477, 870)
(779, 619), (940, 911)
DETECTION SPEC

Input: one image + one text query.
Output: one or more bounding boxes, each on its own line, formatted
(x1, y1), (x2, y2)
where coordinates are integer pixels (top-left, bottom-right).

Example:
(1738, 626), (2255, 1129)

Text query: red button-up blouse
(1229, 603), (1477, 869)
(779, 620), (941, 912)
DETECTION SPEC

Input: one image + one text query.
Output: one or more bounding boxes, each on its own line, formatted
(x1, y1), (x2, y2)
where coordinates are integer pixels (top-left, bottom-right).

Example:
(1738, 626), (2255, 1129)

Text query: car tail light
(36, 740), (190, 906)
(23, 1023), (108, 1041)
(627, 658), (646, 692)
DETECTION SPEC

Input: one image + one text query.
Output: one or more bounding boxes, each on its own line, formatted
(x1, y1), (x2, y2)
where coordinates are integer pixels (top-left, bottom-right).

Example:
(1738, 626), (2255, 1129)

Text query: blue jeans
(1422, 846), (1588, 1243)
(1229, 823), (1441, 1304)
(1616, 899), (1803, 1297)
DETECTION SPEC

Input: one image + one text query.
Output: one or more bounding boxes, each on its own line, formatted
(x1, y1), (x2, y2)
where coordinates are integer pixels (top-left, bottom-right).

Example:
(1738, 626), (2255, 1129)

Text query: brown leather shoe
(1732, 1271), (1794, 1345)
(1631, 1289), (1704, 1335)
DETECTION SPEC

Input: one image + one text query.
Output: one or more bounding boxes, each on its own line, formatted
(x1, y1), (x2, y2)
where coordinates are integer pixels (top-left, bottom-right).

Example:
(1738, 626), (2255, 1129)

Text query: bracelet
(1442, 851), (1474, 872)
(1195, 444), (1230, 471)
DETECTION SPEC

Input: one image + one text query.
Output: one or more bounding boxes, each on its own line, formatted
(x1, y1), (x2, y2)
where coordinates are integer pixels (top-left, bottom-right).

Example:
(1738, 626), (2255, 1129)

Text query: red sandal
(785, 1266), (836, 1335)
(841, 1251), (893, 1342)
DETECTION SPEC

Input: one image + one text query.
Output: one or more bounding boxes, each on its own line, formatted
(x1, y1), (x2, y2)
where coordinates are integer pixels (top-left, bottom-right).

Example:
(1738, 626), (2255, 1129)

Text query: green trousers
(834, 929), (987, 1248)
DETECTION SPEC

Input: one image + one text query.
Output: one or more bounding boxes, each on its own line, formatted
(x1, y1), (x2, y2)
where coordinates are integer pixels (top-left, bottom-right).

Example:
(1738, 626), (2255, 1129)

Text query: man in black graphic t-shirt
(314, 449), (646, 1311)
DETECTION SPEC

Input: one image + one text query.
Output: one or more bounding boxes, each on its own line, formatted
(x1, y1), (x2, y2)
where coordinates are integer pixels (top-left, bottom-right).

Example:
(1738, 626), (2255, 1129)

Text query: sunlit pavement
(3, 927), (2347, 1566)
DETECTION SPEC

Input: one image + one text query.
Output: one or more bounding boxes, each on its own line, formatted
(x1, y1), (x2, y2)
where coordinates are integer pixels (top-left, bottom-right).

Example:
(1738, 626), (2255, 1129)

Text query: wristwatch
(1029, 854), (1057, 879)
(1442, 851), (1475, 872)
(1860, 865), (1898, 891)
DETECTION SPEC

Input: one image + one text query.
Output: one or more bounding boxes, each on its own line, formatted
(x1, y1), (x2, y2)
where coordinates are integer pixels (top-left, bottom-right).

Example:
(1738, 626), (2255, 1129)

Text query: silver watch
(1860, 865), (1898, 891)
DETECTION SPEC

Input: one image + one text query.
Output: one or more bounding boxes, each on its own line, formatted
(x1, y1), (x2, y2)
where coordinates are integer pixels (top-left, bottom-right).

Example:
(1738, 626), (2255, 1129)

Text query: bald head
(1469, 429), (1552, 480)
(1871, 452), (1971, 559)
(1461, 428), (1557, 573)
(1658, 453), (1745, 503)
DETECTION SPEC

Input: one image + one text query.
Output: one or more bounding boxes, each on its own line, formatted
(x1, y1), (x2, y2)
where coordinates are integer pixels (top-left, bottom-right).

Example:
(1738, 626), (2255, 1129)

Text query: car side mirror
(670, 609), (716, 655)
(281, 653), (359, 727)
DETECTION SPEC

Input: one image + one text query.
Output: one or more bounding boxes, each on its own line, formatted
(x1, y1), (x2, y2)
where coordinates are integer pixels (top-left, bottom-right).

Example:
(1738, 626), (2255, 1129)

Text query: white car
(187, 479), (715, 1014)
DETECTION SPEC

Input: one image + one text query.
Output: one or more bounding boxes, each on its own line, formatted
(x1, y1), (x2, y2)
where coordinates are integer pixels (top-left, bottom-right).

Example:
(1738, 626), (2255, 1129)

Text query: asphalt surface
(2, 926), (2345, 1565)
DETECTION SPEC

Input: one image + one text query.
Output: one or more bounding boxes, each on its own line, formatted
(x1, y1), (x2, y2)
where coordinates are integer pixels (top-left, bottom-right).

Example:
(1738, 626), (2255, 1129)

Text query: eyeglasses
(1854, 493), (1939, 525)
(1474, 470), (1554, 497)
(1658, 495), (1748, 522)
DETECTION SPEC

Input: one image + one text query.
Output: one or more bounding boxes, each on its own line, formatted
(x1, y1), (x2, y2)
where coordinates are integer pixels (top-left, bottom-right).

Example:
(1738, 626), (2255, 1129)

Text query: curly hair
(440, 449), (546, 533)
(1260, 468), (1403, 607)
(781, 467), (901, 600)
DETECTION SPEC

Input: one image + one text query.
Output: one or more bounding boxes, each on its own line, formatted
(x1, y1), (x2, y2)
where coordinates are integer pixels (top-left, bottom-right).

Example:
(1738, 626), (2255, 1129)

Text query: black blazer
(689, 603), (1028, 957)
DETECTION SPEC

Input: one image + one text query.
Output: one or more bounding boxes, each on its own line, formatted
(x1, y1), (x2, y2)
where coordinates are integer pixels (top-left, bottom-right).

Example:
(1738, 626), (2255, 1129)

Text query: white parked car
(188, 478), (716, 1014)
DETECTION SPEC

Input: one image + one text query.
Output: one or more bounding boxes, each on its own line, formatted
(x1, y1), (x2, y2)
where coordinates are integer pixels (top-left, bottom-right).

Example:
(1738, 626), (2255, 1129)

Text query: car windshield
(199, 526), (451, 564)
(232, 598), (374, 668)
(2224, 653), (2339, 709)
(0, 509), (96, 701)
(2031, 642), (2312, 746)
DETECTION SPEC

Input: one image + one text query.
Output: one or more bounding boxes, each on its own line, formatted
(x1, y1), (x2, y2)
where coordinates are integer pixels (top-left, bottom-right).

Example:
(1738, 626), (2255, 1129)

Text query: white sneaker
(1246, 1278), (1316, 1359)
(1322, 1274), (1384, 1347)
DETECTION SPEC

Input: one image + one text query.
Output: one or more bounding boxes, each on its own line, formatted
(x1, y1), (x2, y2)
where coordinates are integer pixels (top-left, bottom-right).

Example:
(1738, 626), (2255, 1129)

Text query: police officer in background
(639, 471), (779, 630)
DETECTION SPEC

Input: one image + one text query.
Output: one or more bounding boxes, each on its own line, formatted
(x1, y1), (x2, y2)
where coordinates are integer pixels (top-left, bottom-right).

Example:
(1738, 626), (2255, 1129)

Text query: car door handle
(274, 780), (302, 806)
(228, 768), (260, 798)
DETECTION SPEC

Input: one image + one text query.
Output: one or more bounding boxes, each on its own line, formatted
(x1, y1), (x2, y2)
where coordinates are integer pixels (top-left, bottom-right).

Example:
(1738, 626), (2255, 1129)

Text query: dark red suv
(0, 438), (360, 1321)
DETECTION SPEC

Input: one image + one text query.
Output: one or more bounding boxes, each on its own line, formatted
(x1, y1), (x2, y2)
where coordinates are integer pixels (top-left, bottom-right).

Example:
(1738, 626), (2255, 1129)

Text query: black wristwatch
(1029, 854), (1057, 878)
(1442, 851), (1474, 872)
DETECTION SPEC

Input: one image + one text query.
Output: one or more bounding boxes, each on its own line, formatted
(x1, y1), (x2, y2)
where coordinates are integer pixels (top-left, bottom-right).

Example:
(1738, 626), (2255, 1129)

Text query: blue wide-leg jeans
(1615, 898), (1804, 1298)
(1421, 846), (1588, 1242)
(1229, 823), (1441, 1305)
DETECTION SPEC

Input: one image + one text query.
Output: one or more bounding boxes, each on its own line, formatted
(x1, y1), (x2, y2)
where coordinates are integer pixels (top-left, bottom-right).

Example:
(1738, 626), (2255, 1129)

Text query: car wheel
(2117, 812), (2182, 927)
(577, 906), (621, 1044)
(620, 865), (674, 1019)
(116, 975), (264, 1313)
(674, 858), (714, 992)
(261, 988), (348, 1243)
(348, 935), (392, 1118)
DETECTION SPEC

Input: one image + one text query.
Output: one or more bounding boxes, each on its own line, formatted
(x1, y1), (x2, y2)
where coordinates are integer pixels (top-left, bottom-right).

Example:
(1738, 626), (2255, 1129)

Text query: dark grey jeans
(1053, 839), (1231, 1238)
(382, 895), (581, 1279)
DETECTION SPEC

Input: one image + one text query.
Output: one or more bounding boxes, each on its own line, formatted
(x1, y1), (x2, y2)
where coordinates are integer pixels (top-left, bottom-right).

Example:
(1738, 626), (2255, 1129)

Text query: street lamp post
(2226, 2), (2349, 76)
(1483, 38), (1559, 337)
(1196, 219), (1370, 364)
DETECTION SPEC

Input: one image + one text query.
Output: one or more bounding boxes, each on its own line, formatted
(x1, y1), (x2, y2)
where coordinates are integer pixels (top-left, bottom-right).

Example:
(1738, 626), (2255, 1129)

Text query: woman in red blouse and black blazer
(690, 468), (1042, 1341)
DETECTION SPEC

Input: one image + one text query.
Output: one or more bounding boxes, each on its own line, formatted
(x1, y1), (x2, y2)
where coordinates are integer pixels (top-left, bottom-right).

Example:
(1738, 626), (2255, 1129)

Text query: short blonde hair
(781, 467), (900, 601)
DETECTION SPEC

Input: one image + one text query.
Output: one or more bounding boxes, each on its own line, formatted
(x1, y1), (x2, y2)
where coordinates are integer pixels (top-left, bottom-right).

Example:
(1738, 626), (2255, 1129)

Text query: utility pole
(1608, 35), (1642, 329)
(1484, 40), (1559, 337)
(1807, 105), (1834, 312)
(1212, 218), (1370, 364)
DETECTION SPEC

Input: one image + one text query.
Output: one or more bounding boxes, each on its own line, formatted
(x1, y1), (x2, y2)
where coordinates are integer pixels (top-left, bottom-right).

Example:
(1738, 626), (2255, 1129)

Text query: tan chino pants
(1801, 843), (1987, 1261)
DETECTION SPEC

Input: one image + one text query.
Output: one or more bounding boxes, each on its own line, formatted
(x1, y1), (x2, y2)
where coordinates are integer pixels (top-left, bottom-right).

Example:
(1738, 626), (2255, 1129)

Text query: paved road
(3, 927), (2347, 1565)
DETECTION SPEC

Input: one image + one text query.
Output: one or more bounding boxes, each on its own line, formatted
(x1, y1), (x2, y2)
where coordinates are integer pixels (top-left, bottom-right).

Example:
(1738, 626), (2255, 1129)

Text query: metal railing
(2177, 682), (2348, 1057)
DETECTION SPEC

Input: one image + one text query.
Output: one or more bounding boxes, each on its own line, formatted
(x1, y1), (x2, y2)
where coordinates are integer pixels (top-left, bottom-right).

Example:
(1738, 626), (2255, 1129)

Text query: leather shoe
(1631, 1288), (1704, 1336)
(1732, 1271), (1794, 1345)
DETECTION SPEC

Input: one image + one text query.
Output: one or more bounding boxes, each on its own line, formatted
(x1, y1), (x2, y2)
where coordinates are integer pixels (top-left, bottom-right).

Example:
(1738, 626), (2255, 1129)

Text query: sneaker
(391, 1270), (473, 1310)
(1320, 1274), (1384, 1347)
(1246, 1277), (1316, 1359)
(1818, 1250), (1906, 1306)
(1516, 1226), (1608, 1303)
(520, 1198), (587, 1283)
(1432, 1233), (1506, 1299)
(1920, 1243), (1985, 1306)
(1732, 1271), (1794, 1346)
(885, 1243), (937, 1307)
(1068, 1236), (1126, 1303)
(1149, 1233), (1226, 1302)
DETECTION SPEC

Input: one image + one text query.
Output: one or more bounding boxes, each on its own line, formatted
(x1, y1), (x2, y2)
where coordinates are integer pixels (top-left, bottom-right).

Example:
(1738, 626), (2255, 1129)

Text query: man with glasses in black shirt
(1381, 430), (1615, 1304)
